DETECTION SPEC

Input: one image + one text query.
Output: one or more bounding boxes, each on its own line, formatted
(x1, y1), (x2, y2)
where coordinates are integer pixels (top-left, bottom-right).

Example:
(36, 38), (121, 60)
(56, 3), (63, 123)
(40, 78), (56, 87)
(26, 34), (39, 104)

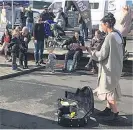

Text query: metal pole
(12, 0), (14, 29)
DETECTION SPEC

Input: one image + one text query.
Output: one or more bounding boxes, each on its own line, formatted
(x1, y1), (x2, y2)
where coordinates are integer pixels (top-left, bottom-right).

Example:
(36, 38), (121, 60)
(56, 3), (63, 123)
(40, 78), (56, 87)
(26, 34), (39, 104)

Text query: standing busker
(20, 7), (27, 28)
(87, 13), (123, 121)
(0, 29), (12, 60)
(62, 31), (85, 72)
(78, 14), (88, 41)
(26, 6), (34, 35)
(33, 17), (45, 66)
(19, 27), (31, 69)
(8, 30), (20, 70)
(115, 5), (133, 54)
(86, 30), (104, 74)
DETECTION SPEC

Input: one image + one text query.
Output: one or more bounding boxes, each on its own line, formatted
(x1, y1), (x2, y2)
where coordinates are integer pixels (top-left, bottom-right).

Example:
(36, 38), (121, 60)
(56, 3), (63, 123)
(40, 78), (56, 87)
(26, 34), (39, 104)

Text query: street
(0, 69), (133, 129)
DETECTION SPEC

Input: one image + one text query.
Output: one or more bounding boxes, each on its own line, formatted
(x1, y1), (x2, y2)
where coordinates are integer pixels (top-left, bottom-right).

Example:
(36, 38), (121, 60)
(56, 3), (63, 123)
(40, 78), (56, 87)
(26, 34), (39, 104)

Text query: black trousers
(19, 52), (28, 67)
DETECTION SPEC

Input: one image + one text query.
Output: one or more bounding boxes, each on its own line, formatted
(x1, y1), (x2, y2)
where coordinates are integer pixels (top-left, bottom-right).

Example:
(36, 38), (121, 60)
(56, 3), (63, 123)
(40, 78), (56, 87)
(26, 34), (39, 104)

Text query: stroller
(44, 20), (65, 48)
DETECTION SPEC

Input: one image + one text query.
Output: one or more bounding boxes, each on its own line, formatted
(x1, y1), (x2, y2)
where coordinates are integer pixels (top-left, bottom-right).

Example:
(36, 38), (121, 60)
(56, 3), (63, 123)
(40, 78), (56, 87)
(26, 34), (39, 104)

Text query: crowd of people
(0, 4), (132, 121)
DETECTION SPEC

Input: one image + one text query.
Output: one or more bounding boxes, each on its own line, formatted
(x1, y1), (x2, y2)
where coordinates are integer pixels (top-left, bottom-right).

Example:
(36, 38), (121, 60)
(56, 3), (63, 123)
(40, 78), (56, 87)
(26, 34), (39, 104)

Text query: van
(49, 0), (133, 29)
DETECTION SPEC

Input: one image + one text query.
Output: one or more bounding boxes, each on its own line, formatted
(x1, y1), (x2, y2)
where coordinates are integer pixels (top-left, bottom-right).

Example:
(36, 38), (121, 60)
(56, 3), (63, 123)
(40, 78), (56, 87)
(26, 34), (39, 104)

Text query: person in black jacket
(19, 27), (31, 69)
(40, 5), (51, 22)
(62, 31), (85, 72)
(33, 17), (45, 66)
(20, 7), (27, 28)
(8, 30), (20, 70)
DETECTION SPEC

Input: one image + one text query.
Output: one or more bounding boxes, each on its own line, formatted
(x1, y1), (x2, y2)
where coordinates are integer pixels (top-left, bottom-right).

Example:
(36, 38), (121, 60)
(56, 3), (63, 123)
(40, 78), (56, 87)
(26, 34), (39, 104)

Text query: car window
(90, 3), (99, 9)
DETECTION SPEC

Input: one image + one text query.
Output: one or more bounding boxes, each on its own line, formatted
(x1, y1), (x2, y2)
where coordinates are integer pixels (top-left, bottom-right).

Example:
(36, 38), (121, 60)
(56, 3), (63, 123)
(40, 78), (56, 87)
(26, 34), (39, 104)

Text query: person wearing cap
(40, 5), (51, 22)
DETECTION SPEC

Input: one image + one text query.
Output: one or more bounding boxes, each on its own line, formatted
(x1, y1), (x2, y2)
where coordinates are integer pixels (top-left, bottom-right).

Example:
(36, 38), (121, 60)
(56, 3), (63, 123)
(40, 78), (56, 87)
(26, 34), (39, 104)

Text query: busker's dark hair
(101, 13), (116, 28)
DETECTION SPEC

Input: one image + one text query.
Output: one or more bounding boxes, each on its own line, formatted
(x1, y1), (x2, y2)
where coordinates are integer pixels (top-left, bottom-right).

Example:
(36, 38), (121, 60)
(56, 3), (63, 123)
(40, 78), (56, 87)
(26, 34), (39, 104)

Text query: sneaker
(36, 62), (41, 66)
(103, 112), (119, 121)
(97, 107), (112, 117)
(40, 60), (46, 64)
(23, 66), (28, 69)
(62, 68), (67, 72)
(20, 65), (24, 69)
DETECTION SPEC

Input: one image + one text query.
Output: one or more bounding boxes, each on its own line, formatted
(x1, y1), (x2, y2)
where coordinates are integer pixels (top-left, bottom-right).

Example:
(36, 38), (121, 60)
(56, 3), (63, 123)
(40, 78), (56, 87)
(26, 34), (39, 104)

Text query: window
(32, 1), (51, 9)
(89, 3), (99, 9)
(126, 1), (133, 8)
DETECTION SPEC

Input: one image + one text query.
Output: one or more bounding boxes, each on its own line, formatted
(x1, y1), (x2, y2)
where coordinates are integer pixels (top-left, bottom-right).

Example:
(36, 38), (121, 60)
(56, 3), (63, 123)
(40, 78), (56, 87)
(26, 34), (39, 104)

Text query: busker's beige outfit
(92, 32), (123, 101)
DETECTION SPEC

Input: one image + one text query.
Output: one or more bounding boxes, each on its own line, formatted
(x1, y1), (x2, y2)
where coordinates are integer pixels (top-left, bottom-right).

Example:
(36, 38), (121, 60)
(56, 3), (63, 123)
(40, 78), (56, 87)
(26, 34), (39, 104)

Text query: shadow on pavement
(0, 108), (132, 129)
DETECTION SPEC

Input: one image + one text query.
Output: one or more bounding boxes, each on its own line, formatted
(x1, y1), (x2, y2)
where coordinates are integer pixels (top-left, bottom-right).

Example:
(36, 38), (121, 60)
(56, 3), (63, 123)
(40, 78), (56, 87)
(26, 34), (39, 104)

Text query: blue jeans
(79, 23), (88, 39)
(34, 41), (44, 63)
(26, 22), (33, 34)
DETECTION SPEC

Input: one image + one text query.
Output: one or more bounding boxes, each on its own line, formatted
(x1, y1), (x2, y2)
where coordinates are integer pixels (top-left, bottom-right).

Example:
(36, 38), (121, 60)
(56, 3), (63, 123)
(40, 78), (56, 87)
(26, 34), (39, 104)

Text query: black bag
(57, 86), (94, 127)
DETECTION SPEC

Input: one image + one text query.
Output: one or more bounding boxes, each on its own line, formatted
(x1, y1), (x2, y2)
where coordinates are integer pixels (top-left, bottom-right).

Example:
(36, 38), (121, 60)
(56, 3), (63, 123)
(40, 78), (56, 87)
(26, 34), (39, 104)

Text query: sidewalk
(0, 56), (45, 80)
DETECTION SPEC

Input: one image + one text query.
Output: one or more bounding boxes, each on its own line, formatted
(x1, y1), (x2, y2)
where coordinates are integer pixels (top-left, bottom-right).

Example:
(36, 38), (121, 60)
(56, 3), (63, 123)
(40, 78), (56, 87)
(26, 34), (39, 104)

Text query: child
(86, 30), (104, 73)
(46, 48), (56, 73)
(8, 30), (20, 70)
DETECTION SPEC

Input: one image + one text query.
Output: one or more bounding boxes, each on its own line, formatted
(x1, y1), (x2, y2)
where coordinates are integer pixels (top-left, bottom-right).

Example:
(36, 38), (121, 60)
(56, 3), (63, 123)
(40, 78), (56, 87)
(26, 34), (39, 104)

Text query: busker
(87, 13), (123, 121)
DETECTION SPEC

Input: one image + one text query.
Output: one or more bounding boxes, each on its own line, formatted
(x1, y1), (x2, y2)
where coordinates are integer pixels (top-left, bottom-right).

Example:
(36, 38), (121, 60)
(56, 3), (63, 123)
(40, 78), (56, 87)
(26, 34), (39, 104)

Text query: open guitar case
(57, 86), (94, 127)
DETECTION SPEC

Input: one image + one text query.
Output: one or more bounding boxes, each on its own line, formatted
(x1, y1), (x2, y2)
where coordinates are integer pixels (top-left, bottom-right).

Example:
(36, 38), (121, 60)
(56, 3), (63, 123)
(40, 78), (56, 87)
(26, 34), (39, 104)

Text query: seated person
(62, 31), (85, 72)
(86, 30), (104, 73)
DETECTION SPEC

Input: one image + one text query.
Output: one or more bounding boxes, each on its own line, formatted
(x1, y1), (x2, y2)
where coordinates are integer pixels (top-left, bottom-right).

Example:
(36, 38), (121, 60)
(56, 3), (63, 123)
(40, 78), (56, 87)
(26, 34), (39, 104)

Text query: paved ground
(0, 69), (132, 129)
(0, 55), (45, 80)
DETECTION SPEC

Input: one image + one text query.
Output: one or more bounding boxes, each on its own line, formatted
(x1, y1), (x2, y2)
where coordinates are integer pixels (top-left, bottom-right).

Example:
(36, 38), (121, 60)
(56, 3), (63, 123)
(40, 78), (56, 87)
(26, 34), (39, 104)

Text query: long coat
(91, 32), (123, 96)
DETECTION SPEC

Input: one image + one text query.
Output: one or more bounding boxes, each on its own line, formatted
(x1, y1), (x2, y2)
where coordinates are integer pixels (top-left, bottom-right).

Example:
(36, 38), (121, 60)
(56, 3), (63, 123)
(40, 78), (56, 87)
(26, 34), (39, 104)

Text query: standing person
(40, 5), (51, 22)
(40, 5), (51, 48)
(33, 17), (45, 66)
(20, 7), (27, 28)
(0, 29), (12, 60)
(26, 6), (34, 35)
(78, 14), (88, 41)
(115, 5), (132, 53)
(8, 30), (20, 70)
(19, 27), (31, 69)
(88, 13), (123, 120)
